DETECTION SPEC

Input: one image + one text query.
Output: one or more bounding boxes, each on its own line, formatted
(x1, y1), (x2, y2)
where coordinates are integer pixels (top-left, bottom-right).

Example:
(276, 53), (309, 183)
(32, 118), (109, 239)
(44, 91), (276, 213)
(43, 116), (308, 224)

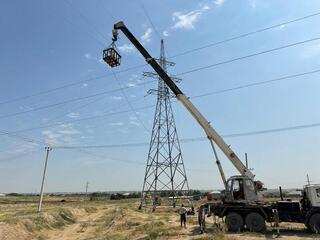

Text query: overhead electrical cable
(112, 71), (150, 133)
(1, 67), (319, 137)
(0, 150), (39, 162)
(51, 4), (105, 46)
(0, 64), (147, 106)
(1, 11), (319, 106)
(169, 10), (320, 58)
(140, 3), (162, 40)
(0, 80), (153, 119)
(38, 78), (150, 126)
(99, 0), (117, 22)
(74, 148), (218, 173)
(2, 33), (320, 120)
(0, 105), (155, 136)
(175, 36), (320, 76)
(54, 121), (320, 149)
(0, 130), (46, 146)
(2, 36), (319, 120)
(3, 35), (319, 112)
(63, 0), (109, 42)
(76, 149), (145, 165)
(190, 68), (320, 99)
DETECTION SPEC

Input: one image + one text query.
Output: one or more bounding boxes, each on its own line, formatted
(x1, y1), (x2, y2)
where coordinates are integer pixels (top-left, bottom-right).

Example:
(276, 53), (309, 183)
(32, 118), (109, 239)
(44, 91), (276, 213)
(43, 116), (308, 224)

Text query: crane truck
(102, 21), (320, 233)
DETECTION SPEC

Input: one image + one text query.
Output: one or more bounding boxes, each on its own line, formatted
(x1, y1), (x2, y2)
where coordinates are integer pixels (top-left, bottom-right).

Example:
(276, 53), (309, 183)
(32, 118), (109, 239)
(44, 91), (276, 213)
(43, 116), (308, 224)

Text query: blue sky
(1, 0), (320, 193)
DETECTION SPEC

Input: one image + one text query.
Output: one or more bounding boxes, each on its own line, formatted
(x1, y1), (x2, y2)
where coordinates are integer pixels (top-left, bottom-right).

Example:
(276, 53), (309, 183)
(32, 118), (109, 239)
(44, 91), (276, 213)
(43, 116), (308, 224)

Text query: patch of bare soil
(1, 198), (319, 240)
(0, 222), (32, 240)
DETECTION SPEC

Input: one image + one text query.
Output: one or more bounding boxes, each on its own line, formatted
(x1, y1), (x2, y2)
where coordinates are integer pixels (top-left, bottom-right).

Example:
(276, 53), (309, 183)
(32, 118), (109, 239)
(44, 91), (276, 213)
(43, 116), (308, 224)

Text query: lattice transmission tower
(140, 40), (190, 208)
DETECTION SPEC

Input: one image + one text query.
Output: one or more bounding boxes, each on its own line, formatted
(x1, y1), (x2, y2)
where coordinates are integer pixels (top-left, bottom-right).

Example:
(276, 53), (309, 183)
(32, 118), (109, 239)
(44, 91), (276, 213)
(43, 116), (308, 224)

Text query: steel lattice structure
(140, 40), (189, 207)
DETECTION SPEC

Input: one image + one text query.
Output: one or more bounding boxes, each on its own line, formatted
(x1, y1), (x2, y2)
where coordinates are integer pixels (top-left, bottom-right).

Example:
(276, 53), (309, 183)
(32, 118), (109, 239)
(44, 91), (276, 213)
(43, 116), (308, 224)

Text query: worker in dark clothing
(198, 205), (206, 233)
(179, 204), (187, 228)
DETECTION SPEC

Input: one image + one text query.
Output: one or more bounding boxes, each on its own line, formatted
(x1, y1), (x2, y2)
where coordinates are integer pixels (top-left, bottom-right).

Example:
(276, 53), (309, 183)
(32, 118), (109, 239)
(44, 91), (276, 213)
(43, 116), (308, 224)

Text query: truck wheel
(225, 212), (244, 232)
(309, 213), (320, 233)
(245, 212), (266, 232)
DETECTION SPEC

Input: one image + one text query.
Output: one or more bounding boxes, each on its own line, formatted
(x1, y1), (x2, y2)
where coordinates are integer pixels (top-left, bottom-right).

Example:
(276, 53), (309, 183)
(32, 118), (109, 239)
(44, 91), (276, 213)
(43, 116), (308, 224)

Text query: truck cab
(224, 175), (259, 202)
(304, 184), (320, 208)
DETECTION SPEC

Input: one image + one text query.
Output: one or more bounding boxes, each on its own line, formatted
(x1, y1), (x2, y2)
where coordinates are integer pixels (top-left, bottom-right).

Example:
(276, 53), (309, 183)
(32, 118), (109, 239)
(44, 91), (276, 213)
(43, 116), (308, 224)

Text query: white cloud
(248, 0), (256, 9)
(67, 112), (80, 119)
(129, 116), (140, 126)
(109, 122), (124, 126)
(166, 1), (222, 33)
(141, 28), (152, 43)
(58, 128), (80, 135)
(171, 2), (214, 31)
(118, 43), (135, 54)
(42, 124), (81, 146)
(129, 120), (140, 126)
(172, 11), (202, 30)
(163, 30), (169, 37)
(111, 96), (123, 100)
(201, 4), (211, 10)
(129, 116), (137, 121)
(19, 105), (34, 111)
(301, 43), (320, 59)
(42, 130), (61, 146)
(127, 82), (136, 87)
(42, 117), (49, 123)
(82, 83), (88, 88)
(84, 53), (92, 59)
(214, 0), (225, 6)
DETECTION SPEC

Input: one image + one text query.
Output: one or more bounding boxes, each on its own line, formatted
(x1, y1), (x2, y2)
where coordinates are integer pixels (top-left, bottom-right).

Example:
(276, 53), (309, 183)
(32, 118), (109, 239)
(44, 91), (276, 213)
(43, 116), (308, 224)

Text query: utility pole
(245, 153), (248, 169)
(85, 181), (89, 199)
(37, 146), (52, 213)
(307, 174), (311, 185)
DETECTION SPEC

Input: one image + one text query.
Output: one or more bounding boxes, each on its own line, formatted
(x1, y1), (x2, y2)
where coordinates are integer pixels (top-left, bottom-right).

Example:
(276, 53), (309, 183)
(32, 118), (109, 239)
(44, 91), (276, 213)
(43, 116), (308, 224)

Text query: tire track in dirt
(43, 209), (106, 240)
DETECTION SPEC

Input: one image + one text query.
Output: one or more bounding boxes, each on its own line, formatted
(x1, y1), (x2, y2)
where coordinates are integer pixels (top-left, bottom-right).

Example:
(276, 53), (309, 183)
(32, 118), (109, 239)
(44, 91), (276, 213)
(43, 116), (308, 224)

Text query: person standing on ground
(179, 204), (187, 228)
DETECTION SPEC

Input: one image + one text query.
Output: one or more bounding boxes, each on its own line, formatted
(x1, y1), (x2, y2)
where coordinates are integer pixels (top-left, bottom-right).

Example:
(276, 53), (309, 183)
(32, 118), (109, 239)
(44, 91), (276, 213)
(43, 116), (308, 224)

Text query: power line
(32, 81), (149, 126)
(140, 3), (162, 40)
(1, 67), (319, 137)
(4, 34), (318, 114)
(169, 10), (320, 58)
(63, 0), (108, 42)
(0, 64), (147, 106)
(190, 68), (320, 99)
(112, 71), (150, 133)
(0, 150), (39, 162)
(1, 11), (318, 107)
(99, 0), (117, 22)
(51, 3), (105, 46)
(3, 35), (319, 120)
(43, 95), (110, 124)
(176, 36), (320, 76)
(20, 63), (318, 146)
(54, 120), (320, 149)
(0, 79), (152, 119)
(76, 149), (145, 166)
(2, 65), (318, 149)
(0, 129), (46, 146)
(75, 148), (215, 173)
(0, 105), (155, 137)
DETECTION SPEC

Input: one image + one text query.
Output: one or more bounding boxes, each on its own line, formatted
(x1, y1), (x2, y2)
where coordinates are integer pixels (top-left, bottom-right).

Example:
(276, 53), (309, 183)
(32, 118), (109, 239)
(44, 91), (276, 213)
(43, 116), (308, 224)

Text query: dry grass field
(0, 196), (318, 240)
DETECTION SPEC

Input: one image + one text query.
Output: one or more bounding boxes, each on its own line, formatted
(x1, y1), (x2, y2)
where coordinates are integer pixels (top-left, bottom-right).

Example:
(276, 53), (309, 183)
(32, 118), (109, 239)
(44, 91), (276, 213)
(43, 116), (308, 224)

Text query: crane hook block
(103, 47), (121, 68)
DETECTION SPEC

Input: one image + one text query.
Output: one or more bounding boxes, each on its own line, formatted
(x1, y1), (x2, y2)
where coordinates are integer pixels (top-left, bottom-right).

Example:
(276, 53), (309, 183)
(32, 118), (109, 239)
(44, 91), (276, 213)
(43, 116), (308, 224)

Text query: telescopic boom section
(113, 21), (255, 180)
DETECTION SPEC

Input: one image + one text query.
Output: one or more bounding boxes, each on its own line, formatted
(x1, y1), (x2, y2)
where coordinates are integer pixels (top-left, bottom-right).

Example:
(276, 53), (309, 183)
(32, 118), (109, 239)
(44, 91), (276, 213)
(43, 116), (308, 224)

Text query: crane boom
(113, 21), (255, 180)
